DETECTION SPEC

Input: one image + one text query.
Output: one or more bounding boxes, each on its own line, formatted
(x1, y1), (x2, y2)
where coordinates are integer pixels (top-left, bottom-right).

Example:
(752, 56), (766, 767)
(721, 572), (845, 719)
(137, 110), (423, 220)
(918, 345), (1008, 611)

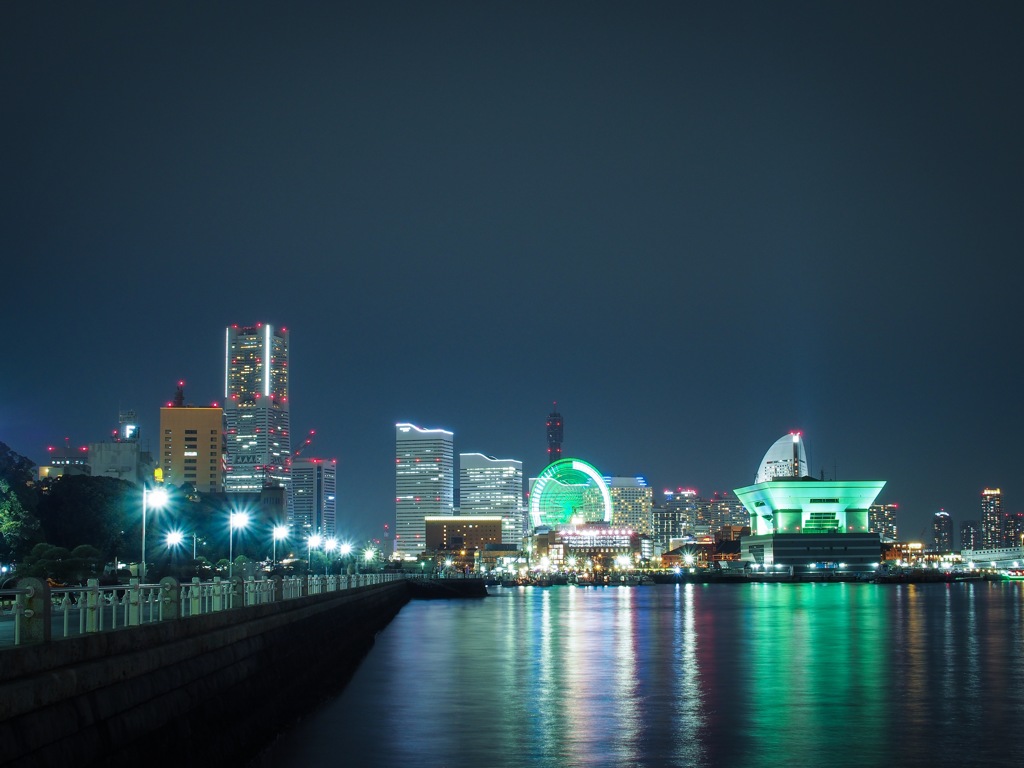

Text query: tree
(0, 478), (42, 561)
(34, 475), (136, 559)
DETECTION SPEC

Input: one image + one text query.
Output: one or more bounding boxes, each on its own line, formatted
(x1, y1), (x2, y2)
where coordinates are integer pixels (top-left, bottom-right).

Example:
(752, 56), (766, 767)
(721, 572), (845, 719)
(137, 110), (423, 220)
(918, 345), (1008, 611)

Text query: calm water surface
(261, 582), (1024, 767)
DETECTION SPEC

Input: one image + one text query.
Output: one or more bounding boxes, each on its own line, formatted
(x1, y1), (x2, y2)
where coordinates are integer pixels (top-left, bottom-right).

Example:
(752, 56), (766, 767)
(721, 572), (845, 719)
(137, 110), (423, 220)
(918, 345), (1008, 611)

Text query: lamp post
(141, 486), (169, 581)
(307, 534), (322, 574)
(325, 538), (339, 575)
(229, 511), (250, 579)
(272, 525), (288, 568)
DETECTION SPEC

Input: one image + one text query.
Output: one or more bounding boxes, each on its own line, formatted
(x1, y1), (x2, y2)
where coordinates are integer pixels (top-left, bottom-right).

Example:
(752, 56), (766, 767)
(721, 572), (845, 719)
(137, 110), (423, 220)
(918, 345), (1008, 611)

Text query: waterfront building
(459, 453), (524, 545)
(933, 510), (953, 553)
(736, 434), (884, 574)
(606, 475), (654, 537)
(532, 523), (641, 571)
(755, 432), (808, 483)
(159, 386), (223, 493)
(546, 404), (563, 467)
(981, 488), (1002, 549)
(960, 519), (980, 551)
(395, 423), (454, 558)
(869, 503), (899, 541)
(653, 488), (696, 547)
(1003, 512), (1024, 549)
(424, 514), (503, 554)
(291, 458), (336, 537)
(223, 324), (291, 507)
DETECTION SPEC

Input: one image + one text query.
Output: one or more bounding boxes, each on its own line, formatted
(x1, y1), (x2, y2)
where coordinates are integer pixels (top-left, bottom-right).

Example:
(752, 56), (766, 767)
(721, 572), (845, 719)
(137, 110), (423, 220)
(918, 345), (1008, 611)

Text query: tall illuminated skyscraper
(606, 475), (654, 536)
(546, 404), (563, 467)
(223, 324), (291, 513)
(291, 458), (336, 537)
(395, 423), (454, 558)
(459, 453), (524, 544)
(981, 488), (1002, 549)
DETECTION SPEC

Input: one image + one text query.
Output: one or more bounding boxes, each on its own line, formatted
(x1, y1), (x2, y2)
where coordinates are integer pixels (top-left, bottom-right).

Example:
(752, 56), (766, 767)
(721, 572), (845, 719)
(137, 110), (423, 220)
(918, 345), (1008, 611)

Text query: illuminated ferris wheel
(529, 458), (613, 529)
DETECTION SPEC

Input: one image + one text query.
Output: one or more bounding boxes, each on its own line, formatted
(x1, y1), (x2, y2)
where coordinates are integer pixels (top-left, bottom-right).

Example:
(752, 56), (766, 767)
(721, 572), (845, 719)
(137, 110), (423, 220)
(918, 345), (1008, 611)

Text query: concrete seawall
(0, 579), (482, 767)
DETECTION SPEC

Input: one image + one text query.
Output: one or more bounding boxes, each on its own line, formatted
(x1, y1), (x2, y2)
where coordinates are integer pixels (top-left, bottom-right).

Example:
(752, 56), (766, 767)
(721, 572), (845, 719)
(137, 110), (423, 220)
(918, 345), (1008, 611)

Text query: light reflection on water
(261, 582), (1024, 768)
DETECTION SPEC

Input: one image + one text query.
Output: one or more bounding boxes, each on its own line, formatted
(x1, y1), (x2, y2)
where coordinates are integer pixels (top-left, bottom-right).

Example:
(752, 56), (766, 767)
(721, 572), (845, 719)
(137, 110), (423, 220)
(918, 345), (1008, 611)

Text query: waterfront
(259, 582), (1024, 767)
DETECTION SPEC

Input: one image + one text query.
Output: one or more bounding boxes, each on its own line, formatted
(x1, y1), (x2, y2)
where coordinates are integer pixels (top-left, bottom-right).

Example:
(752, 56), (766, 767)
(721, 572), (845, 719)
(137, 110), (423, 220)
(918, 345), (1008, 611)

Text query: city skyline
(4, 3), (1022, 542)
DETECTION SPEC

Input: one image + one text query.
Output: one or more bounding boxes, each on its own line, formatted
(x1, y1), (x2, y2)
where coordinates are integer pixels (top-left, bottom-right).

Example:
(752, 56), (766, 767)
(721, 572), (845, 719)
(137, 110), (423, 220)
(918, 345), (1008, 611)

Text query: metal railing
(0, 571), (418, 648)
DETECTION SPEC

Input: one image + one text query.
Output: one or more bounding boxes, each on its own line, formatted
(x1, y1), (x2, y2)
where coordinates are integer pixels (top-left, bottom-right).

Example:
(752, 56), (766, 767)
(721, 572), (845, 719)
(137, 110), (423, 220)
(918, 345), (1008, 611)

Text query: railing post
(160, 577), (180, 621)
(231, 576), (244, 609)
(85, 578), (100, 632)
(212, 577), (224, 612)
(16, 577), (50, 645)
(127, 578), (141, 626)
(190, 577), (201, 616)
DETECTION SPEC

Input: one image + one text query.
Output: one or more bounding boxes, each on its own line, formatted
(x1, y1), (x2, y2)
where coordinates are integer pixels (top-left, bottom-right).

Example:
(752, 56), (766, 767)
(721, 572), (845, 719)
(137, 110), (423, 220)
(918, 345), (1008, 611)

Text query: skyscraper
(223, 324), (291, 510)
(932, 510), (953, 553)
(459, 453), (524, 544)
(869, 503), (899, 541)
(960, 520), (980, 551)
(981, 488), (1002, 549)
(607, 475), (654, 536)
(291, 458), (336, 537)
(395, 423), (454, 558)
(546, 403), (563, 468)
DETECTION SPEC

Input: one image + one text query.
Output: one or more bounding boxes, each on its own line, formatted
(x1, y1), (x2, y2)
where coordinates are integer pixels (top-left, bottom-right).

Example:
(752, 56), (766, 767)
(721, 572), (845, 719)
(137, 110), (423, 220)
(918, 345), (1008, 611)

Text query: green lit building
(735, 434), (885, 574)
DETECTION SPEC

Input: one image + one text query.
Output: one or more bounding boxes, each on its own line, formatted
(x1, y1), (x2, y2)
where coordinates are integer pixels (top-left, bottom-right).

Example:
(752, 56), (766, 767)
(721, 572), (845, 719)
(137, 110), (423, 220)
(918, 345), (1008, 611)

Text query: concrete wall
(0, 581), (416, 767)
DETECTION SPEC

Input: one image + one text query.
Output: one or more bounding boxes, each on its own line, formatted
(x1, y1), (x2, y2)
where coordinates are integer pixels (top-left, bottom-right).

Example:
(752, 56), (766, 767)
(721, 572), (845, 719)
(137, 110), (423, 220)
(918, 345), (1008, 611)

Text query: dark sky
(3, 2), (1022, 543)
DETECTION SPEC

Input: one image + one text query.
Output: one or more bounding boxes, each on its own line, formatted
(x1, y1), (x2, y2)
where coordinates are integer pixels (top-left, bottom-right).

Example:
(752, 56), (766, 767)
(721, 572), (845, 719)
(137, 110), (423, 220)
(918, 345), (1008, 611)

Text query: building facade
(960, 520), (981, 551)
(607, 475), (654, 537)
(869, 503), (899, 541)
(981, 488), (1003, 549)
(291, 458), (337, 536)
(459, 453), (524, 545)
(223, 324), (291, 507)
(546, 404), (563, 467)
(159, 401), (223, 493)
(932, 510), (953, 552)
(395, 423), (454, 558)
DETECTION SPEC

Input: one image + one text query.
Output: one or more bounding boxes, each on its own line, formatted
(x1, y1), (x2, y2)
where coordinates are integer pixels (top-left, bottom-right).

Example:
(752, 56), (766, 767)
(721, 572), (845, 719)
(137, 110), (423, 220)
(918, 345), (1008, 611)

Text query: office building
(654, 488), (697, 546)
(291, 458), (336, 536)
(396, 423), (454, 558)
(159, 385), (223, 493)
(607, 475), (654, 537)
(981, 488), (1002, 549)
(1003, 512), (1024, 549)
(960, 520), (980, 551)
(459, 453), (524, 544)
(37, 439), (90, 481)
(869, 503), (899, 541)
(223, 324), (291, 507)
(933, 510), (953, 553)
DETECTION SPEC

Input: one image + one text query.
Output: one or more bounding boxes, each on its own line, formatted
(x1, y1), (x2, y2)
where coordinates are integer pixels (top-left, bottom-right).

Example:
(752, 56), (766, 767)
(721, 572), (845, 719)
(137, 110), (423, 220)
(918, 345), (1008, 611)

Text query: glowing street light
(228, 511), (250, 579)
(141, 486), (169, 581)
(272, 525), (288, 567)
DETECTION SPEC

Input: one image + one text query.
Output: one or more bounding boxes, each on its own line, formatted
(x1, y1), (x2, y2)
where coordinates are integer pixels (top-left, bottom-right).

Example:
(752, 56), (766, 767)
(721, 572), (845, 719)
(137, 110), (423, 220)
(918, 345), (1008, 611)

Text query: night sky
(3, 2), (1022, 543)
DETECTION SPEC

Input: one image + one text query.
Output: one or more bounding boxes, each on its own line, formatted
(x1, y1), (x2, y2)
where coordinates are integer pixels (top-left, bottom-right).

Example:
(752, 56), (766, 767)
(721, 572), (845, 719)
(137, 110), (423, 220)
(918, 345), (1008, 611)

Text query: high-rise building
(223, 324), (291, 508)
(607, 476), (654, 536)
(932, 510), (953, 552)
(981, 488), (1003, 549)
(654, 488), (697, 546)
(545, 403), (563, 468)
(1002, 512), (1024, 550)
(159, 385), (223, 493)
(396, 423), (454, 558)
(291, 458), (336, 537)
(960, 520), (980, 551)
(459, 453), (524, 545)
(869, 503), (899, 541)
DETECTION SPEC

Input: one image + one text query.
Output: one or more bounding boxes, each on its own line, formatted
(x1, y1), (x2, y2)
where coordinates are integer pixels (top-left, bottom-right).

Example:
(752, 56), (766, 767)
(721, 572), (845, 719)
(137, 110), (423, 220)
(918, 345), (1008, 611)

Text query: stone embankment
(0, 578), (483, 767)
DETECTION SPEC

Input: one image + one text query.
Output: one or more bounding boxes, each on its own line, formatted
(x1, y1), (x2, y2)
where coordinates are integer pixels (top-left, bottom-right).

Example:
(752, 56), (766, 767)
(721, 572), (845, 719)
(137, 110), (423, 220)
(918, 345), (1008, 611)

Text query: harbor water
(259, 581), (1024, 767)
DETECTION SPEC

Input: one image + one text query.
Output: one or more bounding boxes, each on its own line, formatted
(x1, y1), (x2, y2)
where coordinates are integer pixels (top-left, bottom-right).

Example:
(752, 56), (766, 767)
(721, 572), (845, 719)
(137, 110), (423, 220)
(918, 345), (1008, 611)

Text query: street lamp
(272, 525), (288, 568)
(141, 486), (169, 581)
(363, 546), (376, 571)
(307, 534), (322, 573)
(325, 538), (339, 575)
(229, 511), (250, 579)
